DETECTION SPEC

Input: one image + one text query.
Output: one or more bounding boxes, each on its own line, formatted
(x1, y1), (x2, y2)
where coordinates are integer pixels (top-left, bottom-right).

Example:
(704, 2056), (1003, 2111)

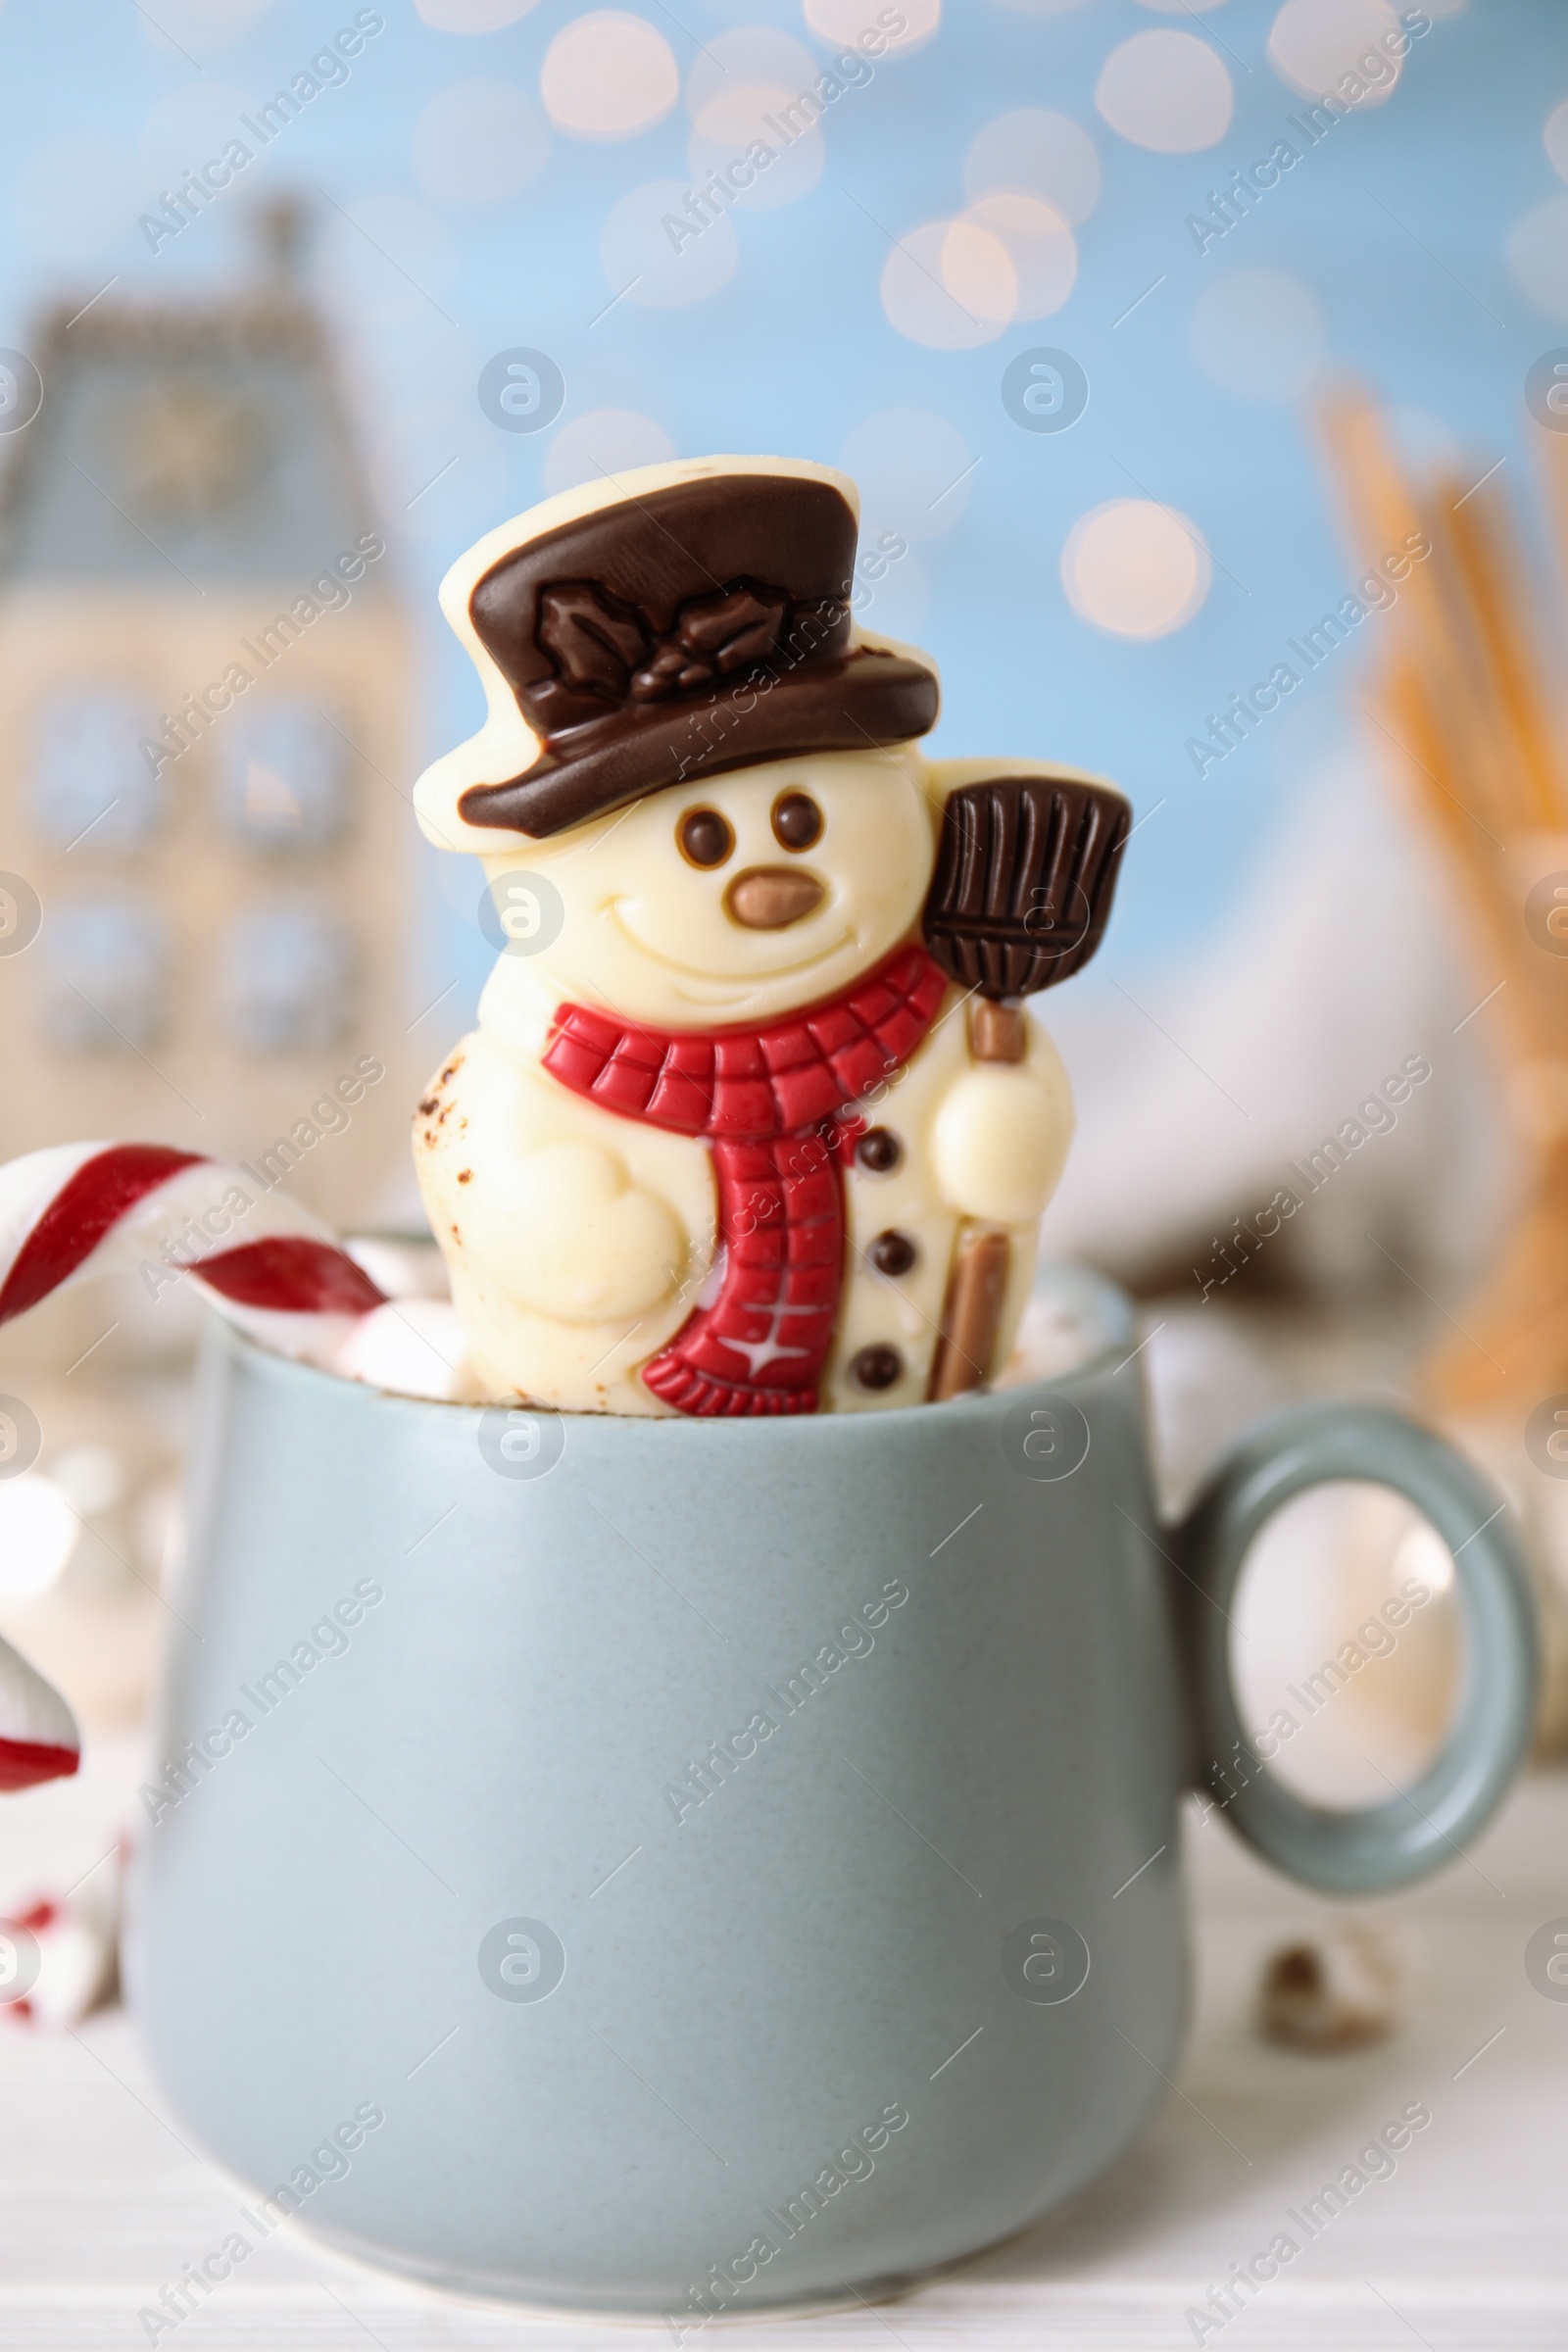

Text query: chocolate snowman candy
(413, 459), (1127, 1416)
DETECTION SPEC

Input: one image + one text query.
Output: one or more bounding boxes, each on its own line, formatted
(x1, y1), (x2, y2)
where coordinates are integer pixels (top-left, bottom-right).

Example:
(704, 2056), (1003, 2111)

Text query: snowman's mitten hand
(931, 1049), (1075, 1227)
(457, 1141), (687, 1324)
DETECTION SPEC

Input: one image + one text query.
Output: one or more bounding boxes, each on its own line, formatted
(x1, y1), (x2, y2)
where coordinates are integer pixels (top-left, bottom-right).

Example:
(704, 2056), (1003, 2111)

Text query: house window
(30, 691), (165, 852)
(222, 904), (354, 1051)
(41, 899), (168, 1050)
(220, 703), (349, 851)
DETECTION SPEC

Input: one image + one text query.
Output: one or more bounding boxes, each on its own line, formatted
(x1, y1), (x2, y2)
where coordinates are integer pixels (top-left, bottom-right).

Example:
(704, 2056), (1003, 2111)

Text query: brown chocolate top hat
(446, 459), (939, 839)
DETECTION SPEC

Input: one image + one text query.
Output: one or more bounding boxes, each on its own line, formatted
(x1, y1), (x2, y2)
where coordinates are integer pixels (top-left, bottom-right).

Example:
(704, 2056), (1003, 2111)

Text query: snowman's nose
(724, 867), (825, 929)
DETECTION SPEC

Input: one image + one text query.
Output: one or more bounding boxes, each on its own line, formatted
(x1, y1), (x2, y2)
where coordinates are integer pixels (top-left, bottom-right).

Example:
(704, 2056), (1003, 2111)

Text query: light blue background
(0, 0), (1556, 1018)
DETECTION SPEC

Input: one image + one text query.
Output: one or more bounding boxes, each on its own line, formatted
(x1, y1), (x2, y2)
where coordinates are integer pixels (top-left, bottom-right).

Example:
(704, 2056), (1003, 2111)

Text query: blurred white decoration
(413, 79), (550, 205)
(0, 1480), (78, 1604)
(1506, 196), (1568, 322)
(41, 902), (167, 1052)
(1095, 30), (1233, 154)
(134, 0), (274, 58)
(963, 108), (1101, 226)
(335, 1298), (468, 1400)
(15, 138), (143, 269)
(220, 701), (349, 851)
(998, 1261), (1136, 1388)
(600, 178), (739, 308)
(543, 408), (676, 497)
(540, 12), (679, 140)
(838, 407), (973, 542)
(1040, 752), (1510, 1302)
(369, 405), (506, 547)
(1187, 267), (1327, 403)
(136, 83), (255, 196)
(1257, 1924), (1404, 2053)
(50, 1446), (127, 1518)
(416, 0), (540, 25)
(959, 193), (1075, 320)
(1546, 96), (1568, 183)
(1, 1878), (121, 2033)
(1266, 0), (1404, 105)
(314, 192), (456, 324)
(344, 1236), (450, 1301)
(880, 218), (1014, 349)
(1135, 0), (1233, 11)
(29, 691), (164, 854)
(220, 904), (354, 1053)
(1060, 499), (1211, 639)
(804, 0), (939, 52)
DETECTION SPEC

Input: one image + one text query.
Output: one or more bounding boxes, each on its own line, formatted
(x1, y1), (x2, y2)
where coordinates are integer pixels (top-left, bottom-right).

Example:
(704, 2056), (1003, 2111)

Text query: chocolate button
(856, 1126), (902, 1173)
(867, 1229), (916, 1277)
(851, 1344), (903, 1391)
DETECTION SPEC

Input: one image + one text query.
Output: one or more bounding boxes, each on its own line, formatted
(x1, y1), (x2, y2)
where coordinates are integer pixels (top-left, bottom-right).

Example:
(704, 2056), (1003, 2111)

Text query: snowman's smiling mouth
(607, 900), (856, 997)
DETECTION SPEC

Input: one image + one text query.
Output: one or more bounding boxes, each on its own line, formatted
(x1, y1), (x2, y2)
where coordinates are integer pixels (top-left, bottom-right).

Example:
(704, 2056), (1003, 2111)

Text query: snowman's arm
(416, 1038), (693, 1326)
(929, 1017), (1075, 1227)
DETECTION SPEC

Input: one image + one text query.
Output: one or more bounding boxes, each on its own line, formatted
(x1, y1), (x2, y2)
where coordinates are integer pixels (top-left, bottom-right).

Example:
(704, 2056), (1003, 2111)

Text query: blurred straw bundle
(1319, 387), (1568, 1742)
(1318, 387), (1568, 1417)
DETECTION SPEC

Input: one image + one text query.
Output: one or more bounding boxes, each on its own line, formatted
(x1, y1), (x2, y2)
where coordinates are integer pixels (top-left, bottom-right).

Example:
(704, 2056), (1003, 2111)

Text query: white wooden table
(3, 1736), (1564, 2351)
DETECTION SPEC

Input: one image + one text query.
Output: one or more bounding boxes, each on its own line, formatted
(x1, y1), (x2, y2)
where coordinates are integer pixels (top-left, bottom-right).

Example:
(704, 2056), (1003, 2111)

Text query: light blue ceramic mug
(126, 1270), (1536, 2322)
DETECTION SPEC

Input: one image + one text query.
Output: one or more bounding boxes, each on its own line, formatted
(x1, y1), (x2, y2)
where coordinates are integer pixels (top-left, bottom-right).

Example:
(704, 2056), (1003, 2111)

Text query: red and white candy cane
(0, 1142), (387, 1361)
(0, 1144), (390, 1796)
(0, 1631), (78, 1791)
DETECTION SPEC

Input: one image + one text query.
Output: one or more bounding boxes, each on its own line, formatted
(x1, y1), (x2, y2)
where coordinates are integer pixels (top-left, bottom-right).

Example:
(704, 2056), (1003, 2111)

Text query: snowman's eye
(679, 808), (734, 868)
(772, 791), (822, 851)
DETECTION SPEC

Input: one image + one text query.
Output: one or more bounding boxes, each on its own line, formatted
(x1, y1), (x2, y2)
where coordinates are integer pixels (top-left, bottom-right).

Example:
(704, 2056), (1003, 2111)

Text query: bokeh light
(1060, 498), (1212, 639)
(416, 0), (540, 26)
(134, 0), (274, 58)
(1507, 194), (1568, 319)
(1187, 267), (1328, 401)
(543, 408), (676, 497)
(137, 83), (256, 197)
(684, 26), (824, 210)
(413, 80), (550, 206)
(540, 12), (679, 141)
(880, 218), (1015, 349)
(959, 192), (1075, 319)
(1095, 28), (1234, 153)
(838, 407), (974, 542)
(803, 0), (940, 54)
(314, 192), (457, 325)
(15, 136), (142, 268)
(600, 177), (739, 307)
(1265, 0), (1404, 106)
(963, 108), (1101, 226)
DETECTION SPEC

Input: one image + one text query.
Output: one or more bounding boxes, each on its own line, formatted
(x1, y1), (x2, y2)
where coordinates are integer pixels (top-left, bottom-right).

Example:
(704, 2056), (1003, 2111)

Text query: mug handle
(1173, 1400), (1539, 1894)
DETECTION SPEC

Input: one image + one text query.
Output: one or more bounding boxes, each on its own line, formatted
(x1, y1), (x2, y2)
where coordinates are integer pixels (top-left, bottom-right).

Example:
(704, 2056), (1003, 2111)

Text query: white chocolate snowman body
(411, 456), (1110, 1416)
(414, 747), (1074, 1414)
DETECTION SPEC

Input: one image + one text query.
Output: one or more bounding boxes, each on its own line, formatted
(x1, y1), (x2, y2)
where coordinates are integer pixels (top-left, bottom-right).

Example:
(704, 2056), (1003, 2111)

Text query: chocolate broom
(920, 773), (1130, 1399)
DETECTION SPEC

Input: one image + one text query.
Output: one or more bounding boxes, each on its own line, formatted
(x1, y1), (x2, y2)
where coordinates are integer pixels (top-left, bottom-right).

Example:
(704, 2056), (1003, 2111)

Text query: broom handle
(927, 1001), (1026, 1401)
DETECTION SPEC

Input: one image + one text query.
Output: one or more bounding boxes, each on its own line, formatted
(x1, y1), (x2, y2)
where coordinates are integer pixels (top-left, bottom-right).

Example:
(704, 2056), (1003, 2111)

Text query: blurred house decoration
(0, 199), (415, 1378)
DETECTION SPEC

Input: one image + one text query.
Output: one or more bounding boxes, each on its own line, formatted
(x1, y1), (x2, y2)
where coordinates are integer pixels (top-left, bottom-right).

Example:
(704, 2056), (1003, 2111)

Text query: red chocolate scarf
(543, 943), (947, 1415)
